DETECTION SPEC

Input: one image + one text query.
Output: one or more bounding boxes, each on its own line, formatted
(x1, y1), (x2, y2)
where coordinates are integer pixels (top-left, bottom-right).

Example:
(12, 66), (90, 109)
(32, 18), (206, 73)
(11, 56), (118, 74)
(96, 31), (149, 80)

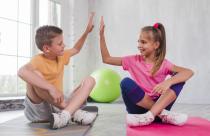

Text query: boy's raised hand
(100, 16), (105, 35)
(85, 12), (95, 34)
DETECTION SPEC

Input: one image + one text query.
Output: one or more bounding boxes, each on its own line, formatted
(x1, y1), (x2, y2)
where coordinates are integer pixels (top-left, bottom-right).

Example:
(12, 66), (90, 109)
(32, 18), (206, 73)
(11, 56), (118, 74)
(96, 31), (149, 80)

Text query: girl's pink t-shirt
(122, 55), (174, 98)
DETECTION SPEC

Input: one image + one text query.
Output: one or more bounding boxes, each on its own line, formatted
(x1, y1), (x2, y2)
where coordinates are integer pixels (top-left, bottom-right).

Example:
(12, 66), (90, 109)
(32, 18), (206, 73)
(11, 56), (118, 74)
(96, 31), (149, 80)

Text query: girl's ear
(154, 41), (160, 49)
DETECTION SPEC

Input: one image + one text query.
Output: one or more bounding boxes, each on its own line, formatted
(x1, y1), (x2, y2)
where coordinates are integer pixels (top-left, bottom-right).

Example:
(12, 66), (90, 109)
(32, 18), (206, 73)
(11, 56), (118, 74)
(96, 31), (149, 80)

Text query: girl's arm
(66, 12), (95, 57)
(167, 65), (194, 85)
(153, 65), (194, 94)
(100, 16), (122, 66)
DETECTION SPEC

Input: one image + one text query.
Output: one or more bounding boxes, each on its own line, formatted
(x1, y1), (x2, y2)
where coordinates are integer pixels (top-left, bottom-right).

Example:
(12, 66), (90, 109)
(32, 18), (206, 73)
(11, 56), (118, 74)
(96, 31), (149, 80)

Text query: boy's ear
(43, 45), (50, 52)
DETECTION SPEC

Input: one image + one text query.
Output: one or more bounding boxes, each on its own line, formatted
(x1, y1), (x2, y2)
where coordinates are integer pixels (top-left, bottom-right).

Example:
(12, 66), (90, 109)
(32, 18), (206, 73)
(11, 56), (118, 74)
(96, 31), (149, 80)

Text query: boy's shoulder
(30, 54), (48, 67)
(31, 54), (44, 61)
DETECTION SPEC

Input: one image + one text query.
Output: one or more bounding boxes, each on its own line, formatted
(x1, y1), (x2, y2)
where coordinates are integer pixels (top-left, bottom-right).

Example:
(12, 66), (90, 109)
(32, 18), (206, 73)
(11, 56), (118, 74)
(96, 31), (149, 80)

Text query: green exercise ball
(90, 68), (121, 103)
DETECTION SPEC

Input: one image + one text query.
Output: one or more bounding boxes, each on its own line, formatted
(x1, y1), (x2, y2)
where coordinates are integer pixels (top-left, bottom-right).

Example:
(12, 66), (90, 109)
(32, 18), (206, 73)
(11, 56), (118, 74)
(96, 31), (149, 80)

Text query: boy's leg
(51, 76), (98, 129)
(24, 72), (63, 122)
(26, 71), (66, 109)
(64, 76), (95, 113)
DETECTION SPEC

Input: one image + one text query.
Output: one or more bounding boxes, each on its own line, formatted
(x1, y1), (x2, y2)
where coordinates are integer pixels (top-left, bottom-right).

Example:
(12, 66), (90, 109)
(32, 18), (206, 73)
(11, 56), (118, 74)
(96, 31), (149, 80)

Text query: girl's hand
(85, 12), (95, 34)
(152, 80), (172, 95)
(100, 16), (105, 36)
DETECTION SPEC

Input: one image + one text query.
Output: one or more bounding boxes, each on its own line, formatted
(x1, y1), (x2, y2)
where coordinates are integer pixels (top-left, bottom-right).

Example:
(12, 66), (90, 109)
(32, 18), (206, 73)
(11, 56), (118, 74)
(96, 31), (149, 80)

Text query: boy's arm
(66, 12), (95, 57)
(100, 16), (122, 66)
(18, 63), (63, 103)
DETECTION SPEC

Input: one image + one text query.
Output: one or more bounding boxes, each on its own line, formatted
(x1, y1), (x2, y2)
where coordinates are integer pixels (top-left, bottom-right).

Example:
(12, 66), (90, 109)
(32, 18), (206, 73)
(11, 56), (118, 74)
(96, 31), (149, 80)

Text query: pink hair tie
(153, 23), (159, 29)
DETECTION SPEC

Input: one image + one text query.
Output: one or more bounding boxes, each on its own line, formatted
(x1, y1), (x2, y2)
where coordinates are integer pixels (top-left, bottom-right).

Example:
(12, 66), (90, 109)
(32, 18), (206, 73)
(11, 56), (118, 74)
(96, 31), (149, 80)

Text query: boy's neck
(43, 54), (57, 60)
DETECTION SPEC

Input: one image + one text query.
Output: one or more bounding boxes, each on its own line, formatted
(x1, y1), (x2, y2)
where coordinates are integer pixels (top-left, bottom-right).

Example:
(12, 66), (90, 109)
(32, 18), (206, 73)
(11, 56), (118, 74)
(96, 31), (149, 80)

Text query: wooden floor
(0, 103), (210, 136)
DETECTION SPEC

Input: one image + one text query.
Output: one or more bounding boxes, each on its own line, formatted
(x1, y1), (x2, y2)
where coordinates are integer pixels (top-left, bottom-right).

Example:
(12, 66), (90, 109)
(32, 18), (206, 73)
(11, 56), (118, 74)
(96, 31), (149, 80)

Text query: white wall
(64, 0), (210, 104)
(61, 0), (95, 93)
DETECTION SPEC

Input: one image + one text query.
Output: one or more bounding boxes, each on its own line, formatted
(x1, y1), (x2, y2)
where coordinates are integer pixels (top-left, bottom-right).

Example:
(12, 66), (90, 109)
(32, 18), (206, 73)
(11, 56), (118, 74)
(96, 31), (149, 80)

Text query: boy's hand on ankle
(48, 86), (64, 104)
(85, 12), (95, 34)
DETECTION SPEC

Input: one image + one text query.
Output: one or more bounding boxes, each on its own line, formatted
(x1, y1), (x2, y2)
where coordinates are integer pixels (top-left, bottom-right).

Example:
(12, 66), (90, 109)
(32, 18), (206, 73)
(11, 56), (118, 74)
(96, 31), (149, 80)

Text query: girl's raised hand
(100, 16), (105, 35)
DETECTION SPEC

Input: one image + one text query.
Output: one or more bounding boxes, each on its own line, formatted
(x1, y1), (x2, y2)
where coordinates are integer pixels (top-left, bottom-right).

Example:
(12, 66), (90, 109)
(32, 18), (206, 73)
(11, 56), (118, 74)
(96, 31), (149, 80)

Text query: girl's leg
(150, 82), (185, 116)
(150, 82), (188, 126)
(120, 77), (152, 114)
(121, 77), (186, 126)
(120, 77), (156, 126)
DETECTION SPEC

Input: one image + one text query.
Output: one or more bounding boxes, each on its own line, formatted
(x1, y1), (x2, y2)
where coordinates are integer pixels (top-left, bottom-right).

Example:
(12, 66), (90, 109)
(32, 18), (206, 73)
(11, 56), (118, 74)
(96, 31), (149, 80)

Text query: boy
(18, 13), (97, 129)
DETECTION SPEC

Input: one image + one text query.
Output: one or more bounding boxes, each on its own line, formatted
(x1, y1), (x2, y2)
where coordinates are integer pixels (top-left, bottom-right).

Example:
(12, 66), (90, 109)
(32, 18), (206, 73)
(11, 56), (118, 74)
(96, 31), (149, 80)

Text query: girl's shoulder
(162, 58), (173, 65)
(124, 54), (143, 62)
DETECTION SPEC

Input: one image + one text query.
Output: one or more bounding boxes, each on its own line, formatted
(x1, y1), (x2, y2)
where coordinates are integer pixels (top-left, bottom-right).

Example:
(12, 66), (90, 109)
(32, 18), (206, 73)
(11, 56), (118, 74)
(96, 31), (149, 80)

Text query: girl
(99, 17), (194, 127)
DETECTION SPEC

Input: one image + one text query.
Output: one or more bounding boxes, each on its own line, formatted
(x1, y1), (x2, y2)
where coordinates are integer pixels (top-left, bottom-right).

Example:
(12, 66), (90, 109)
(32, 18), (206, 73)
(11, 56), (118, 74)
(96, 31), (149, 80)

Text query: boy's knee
(84, 76), (96, 86)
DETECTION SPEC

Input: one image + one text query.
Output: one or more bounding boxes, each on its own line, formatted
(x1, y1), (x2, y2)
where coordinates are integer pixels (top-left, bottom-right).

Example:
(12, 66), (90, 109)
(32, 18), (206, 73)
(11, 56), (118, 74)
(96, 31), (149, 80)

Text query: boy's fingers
(90, 12), (95, 16)
(100, 16), (104, 24)
(89, 12), (95, 20)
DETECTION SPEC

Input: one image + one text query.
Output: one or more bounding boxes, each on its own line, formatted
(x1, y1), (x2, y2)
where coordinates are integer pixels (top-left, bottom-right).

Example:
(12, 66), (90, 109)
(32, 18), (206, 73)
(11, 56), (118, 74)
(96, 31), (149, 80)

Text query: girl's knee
(170, 82), (185, 96)
(120, 77), (133, 88)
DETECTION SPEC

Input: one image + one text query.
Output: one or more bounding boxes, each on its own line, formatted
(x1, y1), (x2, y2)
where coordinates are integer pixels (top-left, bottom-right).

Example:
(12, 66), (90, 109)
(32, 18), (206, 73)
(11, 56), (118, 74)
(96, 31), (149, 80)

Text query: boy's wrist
(84, 30), (89, 35)
(100, 33), (105, 37)
(47, 84), (56, 92)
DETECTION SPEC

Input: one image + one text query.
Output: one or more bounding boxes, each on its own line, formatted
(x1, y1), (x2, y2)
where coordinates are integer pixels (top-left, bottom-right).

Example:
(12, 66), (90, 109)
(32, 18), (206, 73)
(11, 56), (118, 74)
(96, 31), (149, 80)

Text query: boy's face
(45, 34), (65, 56)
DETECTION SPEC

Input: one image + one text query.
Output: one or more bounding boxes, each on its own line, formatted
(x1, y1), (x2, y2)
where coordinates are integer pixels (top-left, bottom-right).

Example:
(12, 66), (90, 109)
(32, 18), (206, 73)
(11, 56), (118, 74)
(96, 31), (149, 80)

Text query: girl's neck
(142, 54), (156, 64)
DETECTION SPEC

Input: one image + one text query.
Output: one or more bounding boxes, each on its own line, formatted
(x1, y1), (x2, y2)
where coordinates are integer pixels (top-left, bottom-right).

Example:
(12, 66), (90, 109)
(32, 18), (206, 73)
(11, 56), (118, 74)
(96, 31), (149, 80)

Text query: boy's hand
(48, 86), (64, 104)
(100, 16), (105, 36)
(85, 12), (95, 34)
(152, 80), (172, 95)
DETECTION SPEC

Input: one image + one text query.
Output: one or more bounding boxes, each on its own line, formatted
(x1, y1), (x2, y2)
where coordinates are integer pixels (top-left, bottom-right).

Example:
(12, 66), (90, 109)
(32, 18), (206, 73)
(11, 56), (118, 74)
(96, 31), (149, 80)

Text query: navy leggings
(121, 77), (185, 114)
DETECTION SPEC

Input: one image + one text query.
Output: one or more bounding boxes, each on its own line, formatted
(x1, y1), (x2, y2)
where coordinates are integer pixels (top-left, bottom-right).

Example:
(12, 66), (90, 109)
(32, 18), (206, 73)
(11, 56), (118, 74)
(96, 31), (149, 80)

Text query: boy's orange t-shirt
(30, 51), (71, 92)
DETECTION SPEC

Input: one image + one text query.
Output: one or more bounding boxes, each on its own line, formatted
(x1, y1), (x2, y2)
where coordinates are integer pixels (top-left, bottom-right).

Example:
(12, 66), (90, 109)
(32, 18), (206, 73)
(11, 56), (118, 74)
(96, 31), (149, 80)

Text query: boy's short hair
(35, 25), (63, 51)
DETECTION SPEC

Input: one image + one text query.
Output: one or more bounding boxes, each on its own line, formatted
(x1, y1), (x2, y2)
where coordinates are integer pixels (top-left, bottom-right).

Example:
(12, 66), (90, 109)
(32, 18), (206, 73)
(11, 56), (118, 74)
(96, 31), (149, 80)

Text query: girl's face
(137, 31), (159, 58)
(44, 34), (65, 57)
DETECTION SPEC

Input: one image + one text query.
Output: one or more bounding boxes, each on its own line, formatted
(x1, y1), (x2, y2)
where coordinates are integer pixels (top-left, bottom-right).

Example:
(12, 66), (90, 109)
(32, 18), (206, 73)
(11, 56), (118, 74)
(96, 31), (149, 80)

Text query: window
(39, 0), (61, 27)
(0, 0), (61, 97)
(0, 0), (32, 96)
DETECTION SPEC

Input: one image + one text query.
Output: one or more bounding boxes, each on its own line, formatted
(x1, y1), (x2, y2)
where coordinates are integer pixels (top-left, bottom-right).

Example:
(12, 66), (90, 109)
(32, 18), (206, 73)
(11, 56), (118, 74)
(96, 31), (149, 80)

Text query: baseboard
(0, 98), (25, 112)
